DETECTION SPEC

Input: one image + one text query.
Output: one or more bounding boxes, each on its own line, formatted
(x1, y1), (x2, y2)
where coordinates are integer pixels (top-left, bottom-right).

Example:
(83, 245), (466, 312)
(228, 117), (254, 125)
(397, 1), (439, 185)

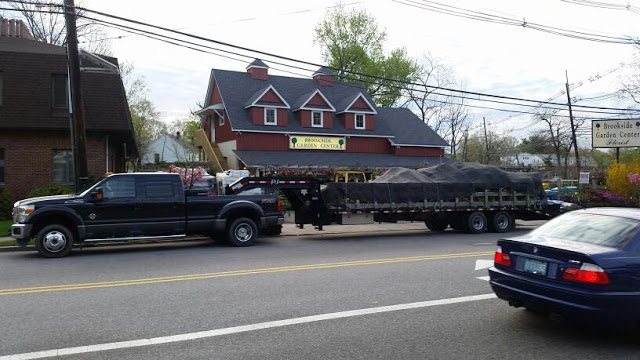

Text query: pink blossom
(628, 173), (640, 186)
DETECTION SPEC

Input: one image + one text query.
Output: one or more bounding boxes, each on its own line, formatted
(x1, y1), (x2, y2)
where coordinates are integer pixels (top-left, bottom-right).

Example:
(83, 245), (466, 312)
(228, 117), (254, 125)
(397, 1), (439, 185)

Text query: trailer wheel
(262, 225), (282, 236)
(449, 214), (467, 231)
(425, 218), (448, 231)
(489, 211), (513, 233)
(35, 224), (74, 258)
(226, 217), (258, 247)
(465, 212), (487, 234)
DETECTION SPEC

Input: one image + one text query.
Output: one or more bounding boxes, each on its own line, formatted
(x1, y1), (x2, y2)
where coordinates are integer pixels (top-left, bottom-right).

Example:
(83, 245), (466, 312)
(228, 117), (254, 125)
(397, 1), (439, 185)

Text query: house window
(154, 153), (160, 164)
(0, 148), (4, 183)
(312, 111), (323, 127)
(53, 150), (74, 184)
(264, 108), (277, 125)
(355, 114), (365, 129)
(52, 74), (68, 109)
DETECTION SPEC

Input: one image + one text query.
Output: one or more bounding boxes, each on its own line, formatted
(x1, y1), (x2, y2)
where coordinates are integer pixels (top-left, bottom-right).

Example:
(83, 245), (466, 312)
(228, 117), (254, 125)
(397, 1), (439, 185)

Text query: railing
(195, 129), (226, 171)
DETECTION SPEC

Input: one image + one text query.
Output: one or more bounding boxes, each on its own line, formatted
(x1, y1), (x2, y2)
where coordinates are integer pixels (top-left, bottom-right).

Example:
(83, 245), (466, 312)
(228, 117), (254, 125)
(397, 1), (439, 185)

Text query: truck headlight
(16, 205), (35, 223)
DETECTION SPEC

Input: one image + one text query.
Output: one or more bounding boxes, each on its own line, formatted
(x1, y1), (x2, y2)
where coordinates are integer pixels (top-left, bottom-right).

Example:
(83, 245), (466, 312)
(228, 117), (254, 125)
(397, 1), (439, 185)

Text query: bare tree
(403, 54), (455, 133)
(441, 93), (470, 158)
(10, 0), (111, 55)
(537, 108), (585, 178)
(622, 55), (640, 104)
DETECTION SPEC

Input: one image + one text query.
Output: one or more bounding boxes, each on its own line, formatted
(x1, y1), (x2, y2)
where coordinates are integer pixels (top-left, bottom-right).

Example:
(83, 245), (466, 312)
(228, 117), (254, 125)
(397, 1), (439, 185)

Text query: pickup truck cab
(11, 173), (283, 258)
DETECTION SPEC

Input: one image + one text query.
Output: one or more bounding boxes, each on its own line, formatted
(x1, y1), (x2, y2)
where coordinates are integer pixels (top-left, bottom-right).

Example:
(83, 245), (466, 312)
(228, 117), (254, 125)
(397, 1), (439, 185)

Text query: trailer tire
(489, 211), (513, 233)
(449, 214), (467, 231)
(465, 212), (487, 234)
(425, 218), (448, 231)
(35, 224), (74, 258)
(262, 225), (282, 236)
(226, 217), (258, 247)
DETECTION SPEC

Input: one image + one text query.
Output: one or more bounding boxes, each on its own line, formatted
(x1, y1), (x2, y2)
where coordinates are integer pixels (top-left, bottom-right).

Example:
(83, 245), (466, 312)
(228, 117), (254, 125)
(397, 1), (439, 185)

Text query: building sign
(592, 119), (640, 148)
(289, 135), (346, 151)
(579, 172), (590, 185)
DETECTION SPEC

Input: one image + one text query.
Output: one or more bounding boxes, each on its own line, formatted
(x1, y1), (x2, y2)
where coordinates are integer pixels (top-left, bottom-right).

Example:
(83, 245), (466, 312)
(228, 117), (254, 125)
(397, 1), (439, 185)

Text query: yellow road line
(0, 251), (494, 296)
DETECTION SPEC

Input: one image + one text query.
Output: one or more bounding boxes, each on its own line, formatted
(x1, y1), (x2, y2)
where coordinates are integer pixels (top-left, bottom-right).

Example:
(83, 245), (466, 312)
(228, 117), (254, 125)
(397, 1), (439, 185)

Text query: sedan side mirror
(89, 188), (104, 202)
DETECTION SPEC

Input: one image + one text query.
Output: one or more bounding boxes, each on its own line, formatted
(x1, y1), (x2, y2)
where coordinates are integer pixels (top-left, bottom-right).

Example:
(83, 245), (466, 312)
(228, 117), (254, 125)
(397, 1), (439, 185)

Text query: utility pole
(483, 117), (490, 164)
(565, 71), (581, 175)
(64, 0), (89, 192)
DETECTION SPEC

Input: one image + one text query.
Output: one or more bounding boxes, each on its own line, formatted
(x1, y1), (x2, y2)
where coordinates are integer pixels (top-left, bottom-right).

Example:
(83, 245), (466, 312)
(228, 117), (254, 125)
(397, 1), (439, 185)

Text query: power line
(95, 16), (640, 121)
(396, 0), (639, 45)
(67, 3), (640, 113)
(7, 0), (639, 114)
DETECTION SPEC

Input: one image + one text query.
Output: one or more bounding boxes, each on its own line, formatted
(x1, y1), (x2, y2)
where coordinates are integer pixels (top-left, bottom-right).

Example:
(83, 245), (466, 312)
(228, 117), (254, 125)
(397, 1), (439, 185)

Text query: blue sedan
(489, 208), (640, 326)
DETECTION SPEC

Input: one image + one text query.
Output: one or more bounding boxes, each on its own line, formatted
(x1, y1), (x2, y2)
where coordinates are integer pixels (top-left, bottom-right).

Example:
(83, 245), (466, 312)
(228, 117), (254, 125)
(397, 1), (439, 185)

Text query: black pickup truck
(10, 173), (283, 257)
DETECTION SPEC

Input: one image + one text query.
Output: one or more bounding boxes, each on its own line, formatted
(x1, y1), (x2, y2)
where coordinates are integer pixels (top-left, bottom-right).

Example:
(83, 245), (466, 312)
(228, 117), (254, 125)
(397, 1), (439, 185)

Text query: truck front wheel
(35, 224), (74, 258)
(226, 217), (258, 247)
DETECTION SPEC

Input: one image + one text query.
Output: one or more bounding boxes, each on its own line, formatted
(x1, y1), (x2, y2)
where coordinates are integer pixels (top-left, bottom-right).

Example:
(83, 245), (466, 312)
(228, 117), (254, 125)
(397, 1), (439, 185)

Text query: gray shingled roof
(381, 108), (450, 147)
(313, 66), (334, 76)
(247, 58), (268, 68)
(235, 150), (451, 170)
(212, 69), (448, 146)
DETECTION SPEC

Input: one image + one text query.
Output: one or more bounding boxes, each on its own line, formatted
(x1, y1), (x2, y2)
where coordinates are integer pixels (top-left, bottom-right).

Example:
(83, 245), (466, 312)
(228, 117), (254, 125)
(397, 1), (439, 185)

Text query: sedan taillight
(562, 263), (609, 285)
(494, 246), (511, 266)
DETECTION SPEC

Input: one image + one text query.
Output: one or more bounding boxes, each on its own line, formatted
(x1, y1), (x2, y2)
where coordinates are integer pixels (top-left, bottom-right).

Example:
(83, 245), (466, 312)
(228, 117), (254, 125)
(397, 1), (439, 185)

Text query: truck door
(82, 176), (140, 238)
(137, 176), (186, 236)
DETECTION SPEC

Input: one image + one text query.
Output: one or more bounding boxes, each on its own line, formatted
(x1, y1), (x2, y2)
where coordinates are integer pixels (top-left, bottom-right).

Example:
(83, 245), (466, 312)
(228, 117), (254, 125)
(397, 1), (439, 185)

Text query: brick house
(195, 59), (450, 172)
(0, 35), (135, 200)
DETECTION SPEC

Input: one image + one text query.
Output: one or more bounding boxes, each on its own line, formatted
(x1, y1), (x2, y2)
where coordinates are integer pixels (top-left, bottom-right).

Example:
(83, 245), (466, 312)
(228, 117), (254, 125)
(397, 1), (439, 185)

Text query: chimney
(313, 66), (335, 86)
(176, 131), (181, 139)
(246, 58), (269, 80)
(0, 18), (33, 39)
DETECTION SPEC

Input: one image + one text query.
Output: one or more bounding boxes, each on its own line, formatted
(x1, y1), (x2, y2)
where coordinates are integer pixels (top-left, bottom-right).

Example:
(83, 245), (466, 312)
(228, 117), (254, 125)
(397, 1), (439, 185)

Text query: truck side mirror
(89, 188), (104, 202)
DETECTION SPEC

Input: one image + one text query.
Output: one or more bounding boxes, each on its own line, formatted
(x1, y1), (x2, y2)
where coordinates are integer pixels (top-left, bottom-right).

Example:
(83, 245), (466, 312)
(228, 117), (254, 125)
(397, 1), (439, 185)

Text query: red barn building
(195, 59), (449, 172)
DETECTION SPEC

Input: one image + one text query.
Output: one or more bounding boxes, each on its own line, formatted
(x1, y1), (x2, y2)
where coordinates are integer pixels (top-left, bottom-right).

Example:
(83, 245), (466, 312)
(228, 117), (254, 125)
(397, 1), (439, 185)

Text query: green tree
(516, 133), (555, 154)
(121, 63), (166, 169)
(314, 4), (420, 106)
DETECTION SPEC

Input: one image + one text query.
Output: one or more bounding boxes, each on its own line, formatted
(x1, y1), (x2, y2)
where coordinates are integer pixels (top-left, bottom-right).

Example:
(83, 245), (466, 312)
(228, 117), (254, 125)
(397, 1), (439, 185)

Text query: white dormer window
(265, 108), (277, 125)
(312, 111), (323, 127)
(355, 114), (365, 129)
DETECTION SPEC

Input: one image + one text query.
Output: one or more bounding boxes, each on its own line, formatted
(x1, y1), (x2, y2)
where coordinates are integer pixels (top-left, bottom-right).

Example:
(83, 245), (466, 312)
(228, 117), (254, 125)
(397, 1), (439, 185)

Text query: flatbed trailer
(227, 176), (560, 234)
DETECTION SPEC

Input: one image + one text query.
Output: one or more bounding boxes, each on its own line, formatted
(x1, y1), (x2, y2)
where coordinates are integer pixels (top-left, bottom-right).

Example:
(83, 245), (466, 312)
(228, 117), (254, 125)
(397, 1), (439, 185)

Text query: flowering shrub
(166, 165), (206, 187)
(598, 190), (626, 203)
(606, 160), (640, 198)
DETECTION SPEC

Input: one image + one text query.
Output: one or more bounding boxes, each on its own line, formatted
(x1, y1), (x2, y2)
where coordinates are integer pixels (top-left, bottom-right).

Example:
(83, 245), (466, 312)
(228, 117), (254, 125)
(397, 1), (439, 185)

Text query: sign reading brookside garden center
(592, 119), (640, 148)
(289, 135), (346, 151)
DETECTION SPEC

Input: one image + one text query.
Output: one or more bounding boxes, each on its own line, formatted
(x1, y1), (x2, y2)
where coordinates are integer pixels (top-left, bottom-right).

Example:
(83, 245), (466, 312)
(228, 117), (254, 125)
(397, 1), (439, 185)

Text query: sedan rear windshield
(530, 212), (640, 249)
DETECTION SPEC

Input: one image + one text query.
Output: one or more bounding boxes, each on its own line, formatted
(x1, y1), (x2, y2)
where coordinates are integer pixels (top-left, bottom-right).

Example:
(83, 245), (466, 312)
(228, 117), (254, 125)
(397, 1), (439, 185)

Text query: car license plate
(523, 258), (547, 276)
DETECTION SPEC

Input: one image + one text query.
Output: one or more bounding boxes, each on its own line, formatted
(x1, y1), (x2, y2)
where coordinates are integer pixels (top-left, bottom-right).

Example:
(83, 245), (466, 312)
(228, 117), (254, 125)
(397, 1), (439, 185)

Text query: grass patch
(0, 238), (33, 247)
(0, 220), (11, 237)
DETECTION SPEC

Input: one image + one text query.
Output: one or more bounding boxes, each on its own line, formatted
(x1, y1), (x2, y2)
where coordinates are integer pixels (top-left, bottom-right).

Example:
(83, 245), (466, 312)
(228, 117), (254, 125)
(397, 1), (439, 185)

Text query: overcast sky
(85, 0), (640, 142)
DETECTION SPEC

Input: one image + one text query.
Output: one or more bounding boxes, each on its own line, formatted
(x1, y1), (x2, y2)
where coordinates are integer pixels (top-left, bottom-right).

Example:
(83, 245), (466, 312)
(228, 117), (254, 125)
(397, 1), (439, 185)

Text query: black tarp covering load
(321, 163), (545, 207)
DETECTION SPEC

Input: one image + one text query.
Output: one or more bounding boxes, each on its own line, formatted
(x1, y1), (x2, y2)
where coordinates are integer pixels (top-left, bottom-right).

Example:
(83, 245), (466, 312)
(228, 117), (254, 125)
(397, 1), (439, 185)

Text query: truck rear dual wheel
(488, 211), (513, 233)
(35, 224), (74, 258)
(465, 212), (487, 234)
(226, 217), (258, 247)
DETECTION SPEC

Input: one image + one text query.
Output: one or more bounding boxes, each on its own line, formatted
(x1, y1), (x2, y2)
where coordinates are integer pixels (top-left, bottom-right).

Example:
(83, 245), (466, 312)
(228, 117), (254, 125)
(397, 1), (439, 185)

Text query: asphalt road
(1, 224), (639, 359)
